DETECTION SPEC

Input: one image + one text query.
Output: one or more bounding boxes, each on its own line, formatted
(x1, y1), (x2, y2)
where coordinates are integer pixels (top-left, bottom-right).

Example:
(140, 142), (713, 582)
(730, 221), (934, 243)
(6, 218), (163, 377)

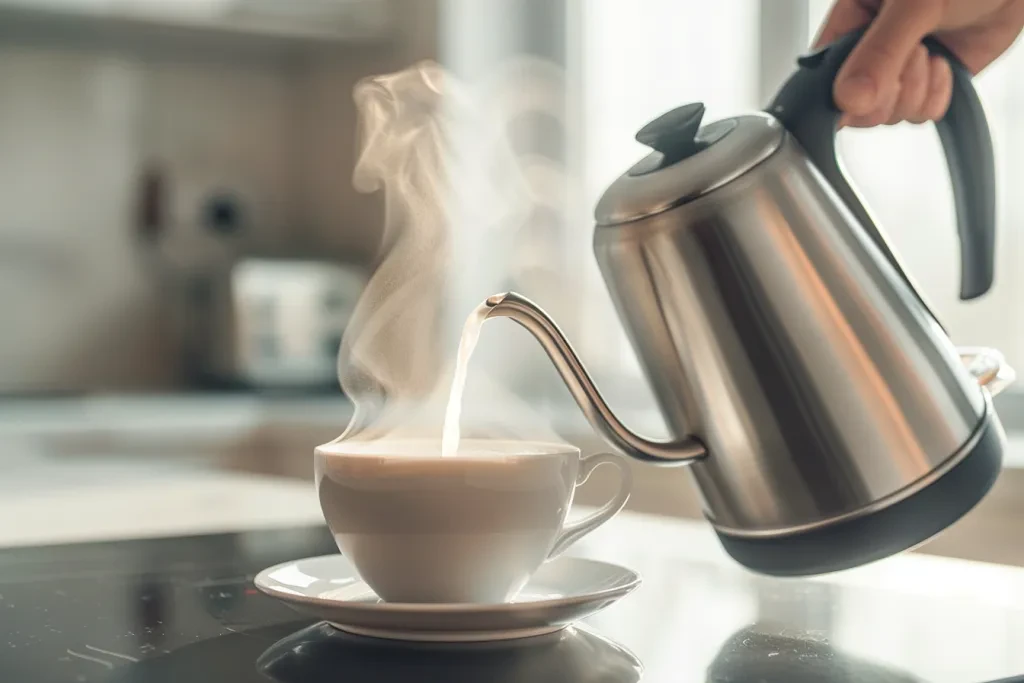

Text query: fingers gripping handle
(767, 27), (996, 303)
(547, 453), (633, 559)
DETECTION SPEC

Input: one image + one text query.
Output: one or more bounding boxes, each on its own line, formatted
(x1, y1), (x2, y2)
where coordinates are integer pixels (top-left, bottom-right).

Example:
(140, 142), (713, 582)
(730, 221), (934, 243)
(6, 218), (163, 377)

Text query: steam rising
(335, 60), (563, 451)
(337, 62), (452, 435)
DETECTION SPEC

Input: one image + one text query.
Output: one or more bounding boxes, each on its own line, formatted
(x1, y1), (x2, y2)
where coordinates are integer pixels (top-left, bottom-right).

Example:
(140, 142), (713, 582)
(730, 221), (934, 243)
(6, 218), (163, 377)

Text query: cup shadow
(257, 621), (643, 683)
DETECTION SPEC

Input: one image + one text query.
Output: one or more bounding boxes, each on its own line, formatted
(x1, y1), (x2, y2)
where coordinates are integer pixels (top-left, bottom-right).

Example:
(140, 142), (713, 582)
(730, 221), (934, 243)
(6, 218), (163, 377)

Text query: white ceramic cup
(313, 438), (632, 604)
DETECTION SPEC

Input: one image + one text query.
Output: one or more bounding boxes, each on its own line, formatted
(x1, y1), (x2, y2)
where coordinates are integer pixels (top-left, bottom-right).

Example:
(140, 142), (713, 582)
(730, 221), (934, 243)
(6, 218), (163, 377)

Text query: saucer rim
(254, 554), (641, 613)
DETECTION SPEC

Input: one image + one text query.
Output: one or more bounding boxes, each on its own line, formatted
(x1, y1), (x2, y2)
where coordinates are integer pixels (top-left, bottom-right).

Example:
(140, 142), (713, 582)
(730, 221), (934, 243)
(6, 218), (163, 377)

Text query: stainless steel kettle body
(485, 29), (1010, 575)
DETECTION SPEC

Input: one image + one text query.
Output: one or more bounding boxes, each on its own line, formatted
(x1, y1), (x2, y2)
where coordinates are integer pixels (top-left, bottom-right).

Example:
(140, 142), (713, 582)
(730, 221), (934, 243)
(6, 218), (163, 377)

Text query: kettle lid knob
(594, 107), (782, 226)
(635, 102), (705, 165)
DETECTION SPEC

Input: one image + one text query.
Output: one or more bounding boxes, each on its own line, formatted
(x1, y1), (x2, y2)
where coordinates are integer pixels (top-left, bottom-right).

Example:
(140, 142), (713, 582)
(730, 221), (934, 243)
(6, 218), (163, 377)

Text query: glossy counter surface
(2, 504), (1024, 682)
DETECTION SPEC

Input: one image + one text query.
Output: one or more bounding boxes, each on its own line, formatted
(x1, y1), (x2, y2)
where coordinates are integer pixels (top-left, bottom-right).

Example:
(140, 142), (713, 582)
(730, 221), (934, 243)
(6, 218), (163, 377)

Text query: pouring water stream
(441, 303), (490, 457)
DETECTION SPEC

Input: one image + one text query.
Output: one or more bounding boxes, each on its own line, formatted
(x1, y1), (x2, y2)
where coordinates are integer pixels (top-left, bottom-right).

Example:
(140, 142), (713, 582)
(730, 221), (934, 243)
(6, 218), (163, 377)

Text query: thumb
(835, 0), (943, 116)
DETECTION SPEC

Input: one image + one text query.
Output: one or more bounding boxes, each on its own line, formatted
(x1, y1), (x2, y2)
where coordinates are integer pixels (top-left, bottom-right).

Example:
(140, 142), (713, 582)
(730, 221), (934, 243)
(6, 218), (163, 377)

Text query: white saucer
(254, 554), (641, 642)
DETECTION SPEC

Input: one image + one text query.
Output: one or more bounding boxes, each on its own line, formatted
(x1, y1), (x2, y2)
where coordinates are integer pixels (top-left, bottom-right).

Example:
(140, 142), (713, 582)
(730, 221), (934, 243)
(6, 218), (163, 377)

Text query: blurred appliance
(184, 259), (365, 391)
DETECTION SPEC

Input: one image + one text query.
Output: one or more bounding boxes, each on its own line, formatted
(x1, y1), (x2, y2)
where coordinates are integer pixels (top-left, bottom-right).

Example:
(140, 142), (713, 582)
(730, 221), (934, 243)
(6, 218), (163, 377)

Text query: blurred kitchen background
(3, 0), (1024, 562)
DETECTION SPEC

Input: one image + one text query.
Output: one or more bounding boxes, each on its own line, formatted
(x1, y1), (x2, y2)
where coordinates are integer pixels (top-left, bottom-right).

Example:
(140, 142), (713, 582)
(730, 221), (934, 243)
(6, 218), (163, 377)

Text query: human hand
(814, 0), (1024, 127)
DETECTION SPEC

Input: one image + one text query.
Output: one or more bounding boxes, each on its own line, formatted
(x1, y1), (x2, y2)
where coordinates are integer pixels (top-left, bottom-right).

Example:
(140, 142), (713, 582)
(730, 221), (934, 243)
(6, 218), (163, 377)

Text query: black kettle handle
(767, 27), (996, 301)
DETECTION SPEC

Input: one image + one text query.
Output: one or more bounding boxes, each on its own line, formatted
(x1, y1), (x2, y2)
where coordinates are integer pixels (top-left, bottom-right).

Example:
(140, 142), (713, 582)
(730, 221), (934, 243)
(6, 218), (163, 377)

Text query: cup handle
(547, 452), (633, 559)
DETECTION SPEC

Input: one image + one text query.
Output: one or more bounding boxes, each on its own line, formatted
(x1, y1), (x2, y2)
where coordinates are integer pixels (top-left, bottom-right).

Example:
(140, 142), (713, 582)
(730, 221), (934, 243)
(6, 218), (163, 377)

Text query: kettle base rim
(713, 407), (1004, 577)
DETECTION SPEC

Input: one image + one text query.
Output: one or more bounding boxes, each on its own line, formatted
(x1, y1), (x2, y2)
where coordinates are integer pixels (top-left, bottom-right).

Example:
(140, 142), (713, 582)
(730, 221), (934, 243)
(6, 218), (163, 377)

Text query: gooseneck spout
(484, 292), (707, 464)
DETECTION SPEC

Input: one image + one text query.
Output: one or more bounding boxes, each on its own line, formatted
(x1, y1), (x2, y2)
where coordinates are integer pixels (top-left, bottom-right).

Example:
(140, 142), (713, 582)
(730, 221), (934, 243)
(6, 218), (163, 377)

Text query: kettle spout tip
(485, 293), (509, 307)
(484, 292), (517, 316)
(484, 292), (532, 320)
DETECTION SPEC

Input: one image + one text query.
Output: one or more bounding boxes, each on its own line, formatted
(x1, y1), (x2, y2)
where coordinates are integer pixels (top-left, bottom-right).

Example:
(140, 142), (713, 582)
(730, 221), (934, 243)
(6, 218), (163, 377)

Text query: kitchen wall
(0, 43), (160, 390)
(0, 0), (439, 393)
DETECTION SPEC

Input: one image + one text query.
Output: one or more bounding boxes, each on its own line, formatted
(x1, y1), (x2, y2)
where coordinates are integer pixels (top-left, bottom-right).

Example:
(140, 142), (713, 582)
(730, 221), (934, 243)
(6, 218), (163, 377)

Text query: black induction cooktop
(2, 525), (1023, 683)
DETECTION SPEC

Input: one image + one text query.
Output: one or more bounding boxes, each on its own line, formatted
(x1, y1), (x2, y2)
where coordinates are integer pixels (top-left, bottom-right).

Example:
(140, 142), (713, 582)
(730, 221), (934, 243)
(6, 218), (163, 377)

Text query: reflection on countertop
(255, 621), (643, 683)
(705, 624), (924, 682)
(256, 620), (923, 683)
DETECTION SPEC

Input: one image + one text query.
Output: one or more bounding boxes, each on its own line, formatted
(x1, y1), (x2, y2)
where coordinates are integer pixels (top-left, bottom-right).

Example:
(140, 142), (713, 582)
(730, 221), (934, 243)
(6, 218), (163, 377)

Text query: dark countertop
(2, 510), (1024, 682)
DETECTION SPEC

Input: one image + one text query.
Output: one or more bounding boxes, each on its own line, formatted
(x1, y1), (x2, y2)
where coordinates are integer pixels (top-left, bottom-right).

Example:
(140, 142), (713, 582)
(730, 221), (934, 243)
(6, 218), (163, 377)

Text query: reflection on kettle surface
(257, 622), (642, 683)
(705, 623), (924, 683)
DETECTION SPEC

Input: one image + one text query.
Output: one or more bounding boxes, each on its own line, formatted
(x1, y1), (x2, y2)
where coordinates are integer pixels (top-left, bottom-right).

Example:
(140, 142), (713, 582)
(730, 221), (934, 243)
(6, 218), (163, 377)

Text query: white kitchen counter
(0, 470), (323, 548)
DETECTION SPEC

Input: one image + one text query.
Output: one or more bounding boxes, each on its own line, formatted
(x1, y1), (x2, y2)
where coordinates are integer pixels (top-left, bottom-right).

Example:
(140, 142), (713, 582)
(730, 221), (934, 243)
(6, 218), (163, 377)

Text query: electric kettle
(483, 30), (1015, 575)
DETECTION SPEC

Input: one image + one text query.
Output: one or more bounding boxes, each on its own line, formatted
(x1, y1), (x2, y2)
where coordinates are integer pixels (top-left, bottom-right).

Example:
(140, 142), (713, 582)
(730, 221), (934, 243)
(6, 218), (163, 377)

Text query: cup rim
(315, 437), (580, 460)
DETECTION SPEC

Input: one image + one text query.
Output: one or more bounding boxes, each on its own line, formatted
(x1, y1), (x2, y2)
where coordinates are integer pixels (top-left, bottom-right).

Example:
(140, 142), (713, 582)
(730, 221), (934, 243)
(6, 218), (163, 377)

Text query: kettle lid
(595, 103), (783, 226)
